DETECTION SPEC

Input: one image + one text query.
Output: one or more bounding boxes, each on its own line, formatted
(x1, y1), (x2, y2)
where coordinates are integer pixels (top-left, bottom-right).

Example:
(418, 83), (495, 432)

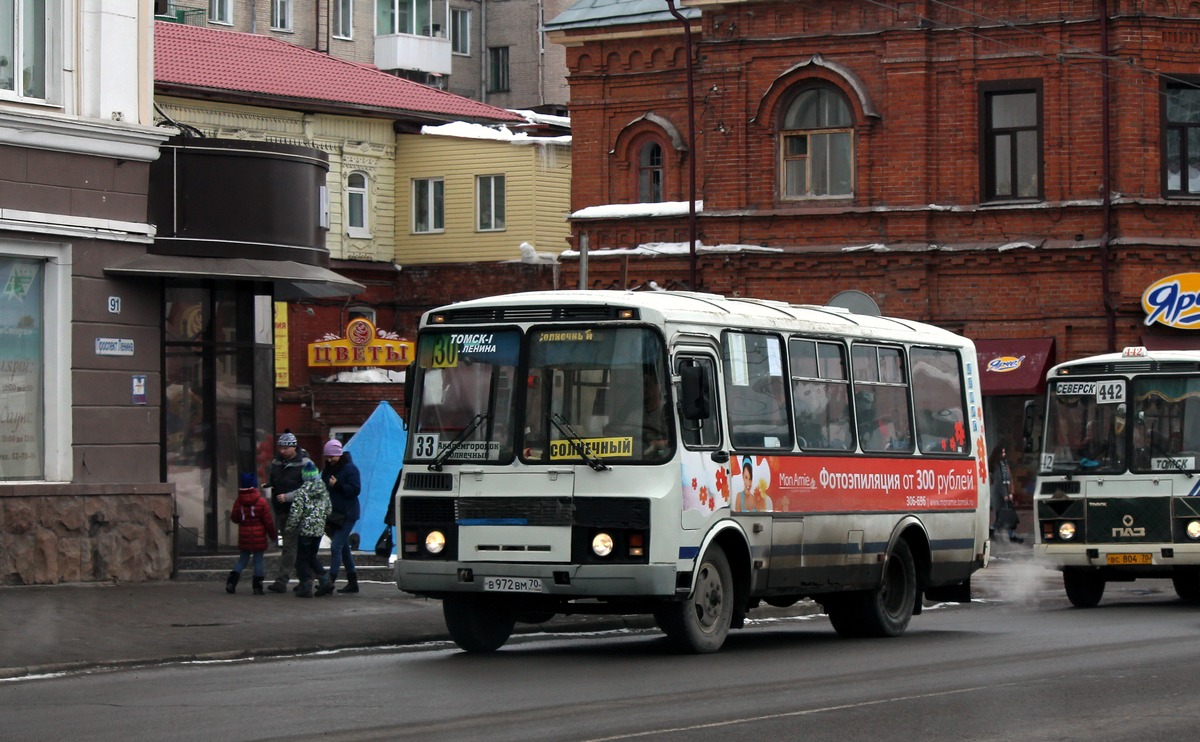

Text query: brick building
(544, 0), (1200, 497)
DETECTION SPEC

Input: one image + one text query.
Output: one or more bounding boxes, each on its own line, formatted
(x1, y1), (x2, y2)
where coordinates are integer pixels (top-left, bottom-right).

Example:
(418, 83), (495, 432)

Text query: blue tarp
(344, 401), (406, 553)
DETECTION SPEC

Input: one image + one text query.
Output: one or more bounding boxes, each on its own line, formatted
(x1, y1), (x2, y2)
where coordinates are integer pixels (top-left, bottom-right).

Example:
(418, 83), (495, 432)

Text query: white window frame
(333, 0), (353, 39)
(345, 170), (371, 238)
(1, 0), (59, 103)
(451, 8), (470, 55)
(0, 239), (72, 482)
(208, 0), (232, 25)
(476, 174), (506, 232)
(412, 177), (444, 234)
(270, 0), (293, 31)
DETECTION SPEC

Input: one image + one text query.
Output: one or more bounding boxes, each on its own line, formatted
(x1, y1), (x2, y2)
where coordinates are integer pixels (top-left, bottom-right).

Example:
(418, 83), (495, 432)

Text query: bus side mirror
(679, 363), (711, 421)
(1022, 400), (1036, 453)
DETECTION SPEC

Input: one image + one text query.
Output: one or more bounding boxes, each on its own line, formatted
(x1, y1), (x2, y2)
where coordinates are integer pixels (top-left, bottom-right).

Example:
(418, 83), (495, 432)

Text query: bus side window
(911, 347), (968, 454)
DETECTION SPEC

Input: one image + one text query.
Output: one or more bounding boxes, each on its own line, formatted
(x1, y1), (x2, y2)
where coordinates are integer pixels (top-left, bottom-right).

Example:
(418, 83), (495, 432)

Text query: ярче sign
(95, 337), (135, 356)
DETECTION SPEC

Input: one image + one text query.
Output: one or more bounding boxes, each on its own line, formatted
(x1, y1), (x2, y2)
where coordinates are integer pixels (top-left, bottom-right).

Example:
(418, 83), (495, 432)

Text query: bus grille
(1085, 497), (1171, 543)
(404, 472), (454, 491)
(458, 497), (574, 526)
(401, 497), (455, 524)
(1040, 480), (1081, 495)
(1065, 360), (1200, 374)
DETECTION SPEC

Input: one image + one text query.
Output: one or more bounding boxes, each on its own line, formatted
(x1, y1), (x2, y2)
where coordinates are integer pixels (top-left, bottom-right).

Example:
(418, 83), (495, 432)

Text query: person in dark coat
(226, 473), (278, 595)
(266, 431), (313, 593)
(322, 439), (362, 593)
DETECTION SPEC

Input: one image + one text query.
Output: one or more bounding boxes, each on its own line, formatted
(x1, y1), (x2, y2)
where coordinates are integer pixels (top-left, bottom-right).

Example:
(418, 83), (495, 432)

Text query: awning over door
(974, 338), (1056, 395)
(106, 254), (364, 300)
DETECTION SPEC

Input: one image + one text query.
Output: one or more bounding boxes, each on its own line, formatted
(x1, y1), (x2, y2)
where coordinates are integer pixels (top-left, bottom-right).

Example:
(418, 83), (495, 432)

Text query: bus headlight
(1058, 522), (1077, 541)
(425, 530), (446, 554)
(591, 532), (614, 557)
(1187, 521), (1200, 541)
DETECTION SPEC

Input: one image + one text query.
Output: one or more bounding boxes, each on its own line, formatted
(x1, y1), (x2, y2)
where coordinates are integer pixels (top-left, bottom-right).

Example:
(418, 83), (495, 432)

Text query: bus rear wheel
(443, 595), (515, 653)
(654, 544), (733, 653)
(1063, 568), (1105, 608)
(828, 539), (917, 638)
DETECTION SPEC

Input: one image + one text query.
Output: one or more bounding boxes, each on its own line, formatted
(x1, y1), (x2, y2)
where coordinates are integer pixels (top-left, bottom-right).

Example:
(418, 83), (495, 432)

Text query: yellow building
(396, 121), (573, 264)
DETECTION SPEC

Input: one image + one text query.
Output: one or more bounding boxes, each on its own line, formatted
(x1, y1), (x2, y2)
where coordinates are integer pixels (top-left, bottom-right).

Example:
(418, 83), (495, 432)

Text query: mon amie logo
(307, 318), (414, 367)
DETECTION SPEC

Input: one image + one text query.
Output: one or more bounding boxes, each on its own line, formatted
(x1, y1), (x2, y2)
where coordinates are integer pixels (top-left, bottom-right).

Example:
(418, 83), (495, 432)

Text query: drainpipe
(1100, 0), (1116, 351)
(665, 0), (698, 290)
(481, 0), (488, 102)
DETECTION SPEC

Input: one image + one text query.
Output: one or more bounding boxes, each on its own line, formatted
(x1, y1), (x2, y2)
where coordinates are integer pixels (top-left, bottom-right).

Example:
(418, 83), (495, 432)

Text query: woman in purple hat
(322, 438), (362, 593)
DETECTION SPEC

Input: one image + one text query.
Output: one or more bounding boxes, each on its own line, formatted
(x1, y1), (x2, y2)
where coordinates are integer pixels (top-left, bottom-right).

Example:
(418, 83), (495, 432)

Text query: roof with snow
(154, 21), (522, 124)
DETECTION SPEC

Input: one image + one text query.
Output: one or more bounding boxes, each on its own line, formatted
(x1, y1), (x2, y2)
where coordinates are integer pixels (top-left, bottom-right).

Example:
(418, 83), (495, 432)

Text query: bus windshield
(521, 327), (671, 464)
(409, 330), (520, 465)
(1042, 375), (1200, 474)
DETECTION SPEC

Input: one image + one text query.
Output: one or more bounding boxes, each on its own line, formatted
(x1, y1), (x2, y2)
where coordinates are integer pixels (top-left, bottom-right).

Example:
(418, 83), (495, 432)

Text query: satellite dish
(828, 290), (881, 316)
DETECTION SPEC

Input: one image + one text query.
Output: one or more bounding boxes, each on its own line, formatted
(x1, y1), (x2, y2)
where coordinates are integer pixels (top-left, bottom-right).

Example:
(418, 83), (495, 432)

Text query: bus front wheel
(655, 544), (733, 653)
(1063, 568), (1105, 608)
(443, 595), (515, 653)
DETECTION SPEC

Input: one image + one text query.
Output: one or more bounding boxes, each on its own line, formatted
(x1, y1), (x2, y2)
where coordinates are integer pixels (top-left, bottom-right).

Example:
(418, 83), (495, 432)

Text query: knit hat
(277, 432), (298, 447)
(302, 461), (319, 480)
(238, 472), (257, 489)
(323, 439), (343, 457)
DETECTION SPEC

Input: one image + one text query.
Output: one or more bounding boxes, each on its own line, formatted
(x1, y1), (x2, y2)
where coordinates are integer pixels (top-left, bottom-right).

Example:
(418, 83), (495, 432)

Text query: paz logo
(987, 355), (1024, 373)
(1143, 273), (1200, 329)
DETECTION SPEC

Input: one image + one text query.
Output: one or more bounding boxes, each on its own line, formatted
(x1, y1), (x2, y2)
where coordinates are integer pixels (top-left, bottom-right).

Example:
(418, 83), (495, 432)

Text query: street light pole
(665, 0), (697, 290)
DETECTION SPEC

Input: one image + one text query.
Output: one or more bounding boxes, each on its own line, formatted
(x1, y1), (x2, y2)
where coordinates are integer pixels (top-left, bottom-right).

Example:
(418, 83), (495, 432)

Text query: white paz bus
(1030, 346), (1200, 607)
(395, 290), (990, 652)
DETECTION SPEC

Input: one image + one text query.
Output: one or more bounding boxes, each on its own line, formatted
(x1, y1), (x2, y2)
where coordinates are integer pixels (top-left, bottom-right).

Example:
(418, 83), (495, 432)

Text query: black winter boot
(314, 575), (335, 597)
(267, 577), (288, 593)
(338, 571), (359, 594)
(225, 570), (240, 594)
(252, 576), (264, 595)
(296, 580), (314, 598)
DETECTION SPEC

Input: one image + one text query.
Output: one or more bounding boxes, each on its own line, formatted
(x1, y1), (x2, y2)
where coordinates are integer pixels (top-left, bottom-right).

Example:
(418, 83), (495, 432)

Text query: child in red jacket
(226, 473), (278, 595)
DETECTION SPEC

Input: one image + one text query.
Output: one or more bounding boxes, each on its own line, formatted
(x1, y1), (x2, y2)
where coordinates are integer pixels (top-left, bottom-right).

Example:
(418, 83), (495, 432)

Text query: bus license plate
(1107, 553), (1152, 566)
(483, 576), (543, 593)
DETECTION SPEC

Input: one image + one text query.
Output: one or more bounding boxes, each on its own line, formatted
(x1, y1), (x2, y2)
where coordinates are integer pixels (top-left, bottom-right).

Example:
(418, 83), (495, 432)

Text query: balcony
(375, 31), (452, 77)
(155, 3), (207, 26)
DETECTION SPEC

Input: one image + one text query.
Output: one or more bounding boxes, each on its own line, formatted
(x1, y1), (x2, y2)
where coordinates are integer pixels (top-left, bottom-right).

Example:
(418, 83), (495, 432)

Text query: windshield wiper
(427, 413), (490, 471)
(549, 413), (610, 472)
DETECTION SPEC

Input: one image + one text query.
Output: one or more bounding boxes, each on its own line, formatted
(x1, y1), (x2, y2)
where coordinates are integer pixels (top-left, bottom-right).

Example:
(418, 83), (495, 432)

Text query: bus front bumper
(1035, 542), (1200, 570)
(396, 560), (680, 600)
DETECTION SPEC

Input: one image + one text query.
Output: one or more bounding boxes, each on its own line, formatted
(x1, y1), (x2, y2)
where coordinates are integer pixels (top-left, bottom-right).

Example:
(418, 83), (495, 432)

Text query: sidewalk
(0, 543), (1045, 681)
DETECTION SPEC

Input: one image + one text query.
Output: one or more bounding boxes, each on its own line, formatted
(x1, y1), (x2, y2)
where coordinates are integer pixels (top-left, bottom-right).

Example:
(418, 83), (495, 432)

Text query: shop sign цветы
(308, 318), (414, 367)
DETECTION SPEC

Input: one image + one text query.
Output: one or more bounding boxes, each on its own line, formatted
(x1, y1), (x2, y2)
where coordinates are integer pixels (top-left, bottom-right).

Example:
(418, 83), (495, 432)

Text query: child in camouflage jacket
(286, 461), (335, 598)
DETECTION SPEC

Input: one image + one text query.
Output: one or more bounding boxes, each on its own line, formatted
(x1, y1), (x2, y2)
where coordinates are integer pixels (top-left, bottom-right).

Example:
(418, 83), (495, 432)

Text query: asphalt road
(2, 571), (1199, 741)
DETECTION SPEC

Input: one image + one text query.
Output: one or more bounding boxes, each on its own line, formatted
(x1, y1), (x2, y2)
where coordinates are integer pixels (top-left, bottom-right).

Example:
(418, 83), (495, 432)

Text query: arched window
(346, 171), (370, 237)
(638, 141), (664, 203)
(780, 87), (854, 198)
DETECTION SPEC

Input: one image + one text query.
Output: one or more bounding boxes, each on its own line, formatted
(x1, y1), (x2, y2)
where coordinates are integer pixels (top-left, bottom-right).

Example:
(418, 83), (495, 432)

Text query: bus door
(675, 352), (732, 531)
